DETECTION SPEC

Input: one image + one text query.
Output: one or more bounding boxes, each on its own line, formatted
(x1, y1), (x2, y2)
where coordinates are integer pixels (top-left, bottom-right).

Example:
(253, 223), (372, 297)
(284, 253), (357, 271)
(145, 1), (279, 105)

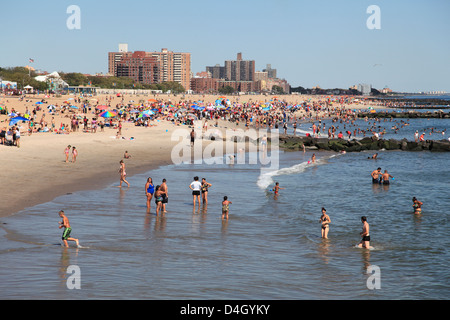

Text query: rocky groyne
(357, 111), (449, 119)
(279, 135), (450, 152)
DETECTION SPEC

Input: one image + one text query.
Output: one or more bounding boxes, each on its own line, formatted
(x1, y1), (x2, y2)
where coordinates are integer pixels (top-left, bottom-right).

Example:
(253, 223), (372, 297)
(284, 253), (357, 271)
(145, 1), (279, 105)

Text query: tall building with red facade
(108, 45), (191, 91)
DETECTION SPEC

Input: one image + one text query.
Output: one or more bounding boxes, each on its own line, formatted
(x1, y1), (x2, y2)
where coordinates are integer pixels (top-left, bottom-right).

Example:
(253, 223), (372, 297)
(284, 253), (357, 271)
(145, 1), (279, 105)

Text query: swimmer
(311, 153), (316, 163)
(412, 197), (423, 214)
(357, 216), (371, 249)
(319, 207), (331, 239)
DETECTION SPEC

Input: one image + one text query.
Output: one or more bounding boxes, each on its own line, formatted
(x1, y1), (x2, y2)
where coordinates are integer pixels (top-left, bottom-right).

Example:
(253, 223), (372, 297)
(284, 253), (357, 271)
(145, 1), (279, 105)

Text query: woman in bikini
(145, 177), (154, 213)
(319, 207), (331, 239)
(201, 178), (212, 205)
(118, 160), (130, 188)
(412, 197), (423, 214)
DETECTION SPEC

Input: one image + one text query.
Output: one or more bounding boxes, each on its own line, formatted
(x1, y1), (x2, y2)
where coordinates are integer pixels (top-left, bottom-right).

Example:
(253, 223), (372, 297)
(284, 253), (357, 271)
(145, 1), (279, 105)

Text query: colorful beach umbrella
(99, 110), (117, 118)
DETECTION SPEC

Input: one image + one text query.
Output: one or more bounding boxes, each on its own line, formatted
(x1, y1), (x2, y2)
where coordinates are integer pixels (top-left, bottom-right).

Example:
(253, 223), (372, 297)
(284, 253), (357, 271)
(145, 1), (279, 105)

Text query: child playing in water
(273, 182), (285, 195)
(222, 196), (232, 220)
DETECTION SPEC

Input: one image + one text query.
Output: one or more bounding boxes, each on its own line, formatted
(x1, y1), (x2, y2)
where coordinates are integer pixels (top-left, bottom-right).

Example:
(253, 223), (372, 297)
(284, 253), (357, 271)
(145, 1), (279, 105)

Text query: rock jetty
(278, 135), (450, 152)
(357, 111), (449, 119)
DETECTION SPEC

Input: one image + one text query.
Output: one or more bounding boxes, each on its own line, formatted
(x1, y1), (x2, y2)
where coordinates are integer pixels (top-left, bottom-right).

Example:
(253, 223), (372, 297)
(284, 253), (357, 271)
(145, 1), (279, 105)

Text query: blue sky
(1, 0), (449, 92)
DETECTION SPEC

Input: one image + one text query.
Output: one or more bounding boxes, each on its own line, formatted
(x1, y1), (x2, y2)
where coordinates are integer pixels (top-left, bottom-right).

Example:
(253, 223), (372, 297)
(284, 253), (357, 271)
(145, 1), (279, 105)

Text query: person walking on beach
(201, 178), (212, 205)
(160, 178), (168, 212)
(189, 176), (202, 209)
(190, 129), (195, 147)
(118, 160), (130, 188)
(64, 145), (71, 163)
(145, 177), (154, 213)
(58, 210), (80, 248)
(412, 197), (423, 214)
(357, 216), (371, 249)
(319, 207), (331, 239)
(71, 146), (78, 163)
(222, 196), (232, 220)
(371, 167), (382, 184)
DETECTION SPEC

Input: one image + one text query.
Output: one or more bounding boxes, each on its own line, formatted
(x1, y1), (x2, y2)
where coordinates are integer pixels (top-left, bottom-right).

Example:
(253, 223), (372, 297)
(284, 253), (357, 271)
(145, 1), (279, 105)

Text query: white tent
(35, 71), (69, 88)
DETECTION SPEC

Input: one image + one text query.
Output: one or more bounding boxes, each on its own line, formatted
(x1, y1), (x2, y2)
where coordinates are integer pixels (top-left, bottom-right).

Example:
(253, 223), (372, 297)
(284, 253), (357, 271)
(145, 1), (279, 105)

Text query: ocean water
(1, 122), (449, 300)
(285, 116), (449, 141)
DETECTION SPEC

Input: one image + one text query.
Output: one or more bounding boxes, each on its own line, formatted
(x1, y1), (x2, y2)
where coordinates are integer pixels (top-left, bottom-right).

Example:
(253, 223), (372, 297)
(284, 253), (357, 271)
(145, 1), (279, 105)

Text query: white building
(357, 83), (372, 95)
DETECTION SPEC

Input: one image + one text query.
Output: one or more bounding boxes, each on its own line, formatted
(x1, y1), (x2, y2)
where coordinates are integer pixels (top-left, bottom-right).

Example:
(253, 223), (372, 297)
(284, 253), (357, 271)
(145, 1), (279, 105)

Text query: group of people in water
(371, 167), (394, 185)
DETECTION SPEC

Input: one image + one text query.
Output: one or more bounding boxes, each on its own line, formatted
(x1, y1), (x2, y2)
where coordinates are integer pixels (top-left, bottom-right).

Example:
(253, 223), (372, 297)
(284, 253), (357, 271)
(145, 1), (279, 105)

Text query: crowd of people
(2, 93), (448, 150)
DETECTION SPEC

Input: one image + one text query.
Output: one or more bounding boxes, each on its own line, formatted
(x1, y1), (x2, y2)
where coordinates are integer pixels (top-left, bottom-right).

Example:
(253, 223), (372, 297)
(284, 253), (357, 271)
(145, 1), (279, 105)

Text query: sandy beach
(0, 93), (383, 218)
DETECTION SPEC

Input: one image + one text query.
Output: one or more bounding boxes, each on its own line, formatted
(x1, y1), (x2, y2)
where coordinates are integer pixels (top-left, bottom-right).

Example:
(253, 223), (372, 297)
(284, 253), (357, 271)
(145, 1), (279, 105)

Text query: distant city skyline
(0, 0), (449, 92)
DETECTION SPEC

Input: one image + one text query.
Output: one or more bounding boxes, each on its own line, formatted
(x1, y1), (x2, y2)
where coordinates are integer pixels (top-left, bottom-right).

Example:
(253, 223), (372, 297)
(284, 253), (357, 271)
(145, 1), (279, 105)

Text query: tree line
(0, 67), (186, 93)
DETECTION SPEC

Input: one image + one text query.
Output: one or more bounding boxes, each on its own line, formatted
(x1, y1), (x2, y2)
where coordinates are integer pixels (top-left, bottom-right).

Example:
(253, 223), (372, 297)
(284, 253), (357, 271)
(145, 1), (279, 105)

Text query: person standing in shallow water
(222, 196), (232, 220)
(357, 216), (371, 249)
(189, 176), (202, 210)
(319, 207), (331, 239)
(201, 178), (212, 205)
(145, 177), (154, 213)
(118, 160), (130, 188)
(412, 197), (423, 214)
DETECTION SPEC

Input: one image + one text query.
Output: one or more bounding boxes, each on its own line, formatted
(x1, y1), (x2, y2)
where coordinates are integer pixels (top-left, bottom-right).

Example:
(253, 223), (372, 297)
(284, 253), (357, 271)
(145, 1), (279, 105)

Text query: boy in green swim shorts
(58, 210), (80, 247)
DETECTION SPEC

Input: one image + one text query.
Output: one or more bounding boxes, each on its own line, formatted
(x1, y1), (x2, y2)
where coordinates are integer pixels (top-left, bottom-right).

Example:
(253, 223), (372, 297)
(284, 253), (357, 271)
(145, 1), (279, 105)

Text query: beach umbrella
(70, 105), (79, 109)
(35, 101), (43, 105)
(99, 110), (117, 118)
(9, 116), (30, 126)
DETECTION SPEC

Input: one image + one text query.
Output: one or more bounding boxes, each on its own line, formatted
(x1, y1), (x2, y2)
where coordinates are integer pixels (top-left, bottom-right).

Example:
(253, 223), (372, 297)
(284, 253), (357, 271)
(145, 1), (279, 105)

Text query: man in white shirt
(189, 176), (202, 209)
